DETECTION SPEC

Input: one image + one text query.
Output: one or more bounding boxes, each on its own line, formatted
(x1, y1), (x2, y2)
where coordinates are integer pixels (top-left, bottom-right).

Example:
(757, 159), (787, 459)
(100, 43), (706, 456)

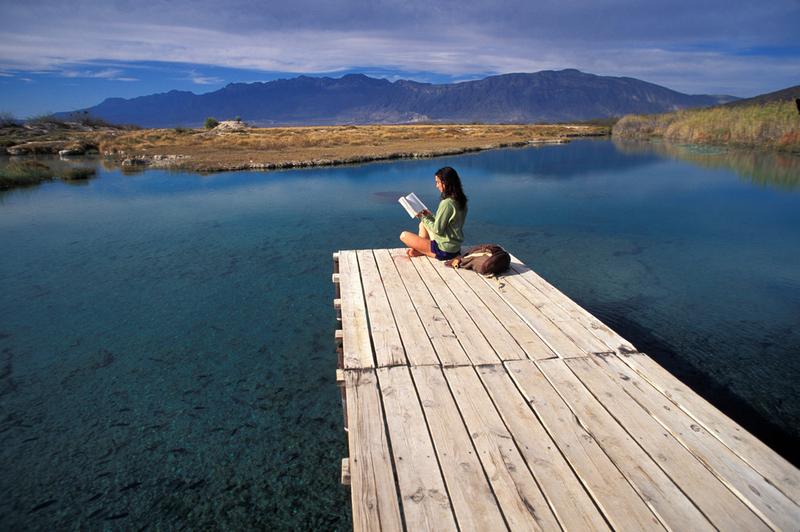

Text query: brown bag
(446, 244), (511, 277)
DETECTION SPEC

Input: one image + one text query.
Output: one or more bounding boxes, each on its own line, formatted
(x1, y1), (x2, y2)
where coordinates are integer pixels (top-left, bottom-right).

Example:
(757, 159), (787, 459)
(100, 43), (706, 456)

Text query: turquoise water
(1, 140), (799, 529)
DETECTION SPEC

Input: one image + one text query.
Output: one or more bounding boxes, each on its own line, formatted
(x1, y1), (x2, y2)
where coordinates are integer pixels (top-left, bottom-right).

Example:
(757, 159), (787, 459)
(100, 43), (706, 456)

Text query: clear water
(1, 140), (799, 529)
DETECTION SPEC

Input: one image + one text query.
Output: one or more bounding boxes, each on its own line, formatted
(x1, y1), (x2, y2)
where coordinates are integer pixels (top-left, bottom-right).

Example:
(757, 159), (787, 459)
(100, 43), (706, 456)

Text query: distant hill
(61, 69), (738, 128)
(723, 85), (800, 107)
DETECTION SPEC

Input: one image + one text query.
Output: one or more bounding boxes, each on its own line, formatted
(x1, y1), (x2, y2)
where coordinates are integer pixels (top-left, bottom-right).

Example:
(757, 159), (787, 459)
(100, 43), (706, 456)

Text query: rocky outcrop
(121, 154), (191, 168)
(7, 141), (97, 156)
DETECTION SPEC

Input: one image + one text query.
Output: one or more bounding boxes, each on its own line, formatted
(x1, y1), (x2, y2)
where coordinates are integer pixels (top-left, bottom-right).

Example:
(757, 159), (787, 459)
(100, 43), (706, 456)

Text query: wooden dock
(331, 248), (800, 531)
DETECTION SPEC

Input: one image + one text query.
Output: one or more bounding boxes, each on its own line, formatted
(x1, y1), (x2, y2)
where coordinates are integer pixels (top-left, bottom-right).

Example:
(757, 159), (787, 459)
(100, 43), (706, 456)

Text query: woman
(400, 166), (467, 259)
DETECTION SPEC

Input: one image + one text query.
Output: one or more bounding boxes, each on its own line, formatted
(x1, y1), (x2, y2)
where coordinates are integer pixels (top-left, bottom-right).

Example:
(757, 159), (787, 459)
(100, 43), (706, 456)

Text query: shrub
(69, 111), (114, 127)
(234, 116), (242, 122)
(26, 113), (68, 127)
(0, 160), (53, 188)
(205, 117), (219, 129)
(174, 126), (191, 134)
(0, 112), (21, 127)
(613, 101), (799, 151)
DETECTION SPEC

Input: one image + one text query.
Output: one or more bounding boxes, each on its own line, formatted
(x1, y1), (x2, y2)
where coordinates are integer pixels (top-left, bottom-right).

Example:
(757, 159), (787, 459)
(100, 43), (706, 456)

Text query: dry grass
(0, 160), (53, 188)
(89, 123), (608, 171)
(613, 101), (800, 152)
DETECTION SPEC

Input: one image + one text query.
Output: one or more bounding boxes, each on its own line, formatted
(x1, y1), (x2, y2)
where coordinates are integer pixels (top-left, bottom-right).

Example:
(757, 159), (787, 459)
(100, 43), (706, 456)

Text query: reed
(0, 161), (53, 188)
(613, 101), (799, 151)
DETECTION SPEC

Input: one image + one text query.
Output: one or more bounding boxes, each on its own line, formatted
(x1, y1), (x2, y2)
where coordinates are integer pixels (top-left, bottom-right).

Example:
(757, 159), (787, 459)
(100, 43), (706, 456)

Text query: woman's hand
(419, 209), (433, 218)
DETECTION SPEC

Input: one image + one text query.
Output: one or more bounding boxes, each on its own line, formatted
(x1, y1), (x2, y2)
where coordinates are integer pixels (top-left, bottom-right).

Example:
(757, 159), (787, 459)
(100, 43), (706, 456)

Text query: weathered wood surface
(334, 249), (799, 531)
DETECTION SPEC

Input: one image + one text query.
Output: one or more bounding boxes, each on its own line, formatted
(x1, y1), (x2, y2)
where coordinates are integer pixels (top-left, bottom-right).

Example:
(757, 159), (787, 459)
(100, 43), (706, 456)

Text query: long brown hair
(435, 166), (467, 210)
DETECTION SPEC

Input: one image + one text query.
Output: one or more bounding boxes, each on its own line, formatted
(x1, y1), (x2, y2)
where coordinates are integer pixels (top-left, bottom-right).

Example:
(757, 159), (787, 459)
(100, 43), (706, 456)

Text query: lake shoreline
(2, 123), (609, 183)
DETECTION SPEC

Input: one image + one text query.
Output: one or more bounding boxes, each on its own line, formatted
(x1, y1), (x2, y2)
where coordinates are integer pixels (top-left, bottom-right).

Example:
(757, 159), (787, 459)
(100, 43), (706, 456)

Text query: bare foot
(406, 248), (422, 257)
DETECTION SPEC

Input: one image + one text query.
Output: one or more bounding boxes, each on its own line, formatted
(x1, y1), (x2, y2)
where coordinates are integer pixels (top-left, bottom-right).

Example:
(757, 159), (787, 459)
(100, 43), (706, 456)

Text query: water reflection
(614, 139), (800, 189)
(457, 138), (661, 179)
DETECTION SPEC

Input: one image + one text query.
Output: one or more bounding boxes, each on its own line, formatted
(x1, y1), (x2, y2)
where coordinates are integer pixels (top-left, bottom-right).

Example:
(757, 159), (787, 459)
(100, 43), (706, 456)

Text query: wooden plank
(341, 458), (351, 485)
(444, 365), (560, 531)
(505, 359), (664, 530)
(411, 257), (501, 365)
(501, 268), (611, 356)
(476, 364), (611, 531)
(339, 250), (375, 369)
(356, 249), (407, 367)
(452, 265), (557, 361)
(345, 370), (403, 531)
(388, 249), (470, 366)
(537, 358), (713, 530)
(377, 367), (458, 530)
(566, 356), (770, 531)
(618, 351), (800, 503)
(410, 365), (508, 530)
(425, 257), (527, 361)
(373, 249), (440, 366)
(509, 255), (637, 354)
(601, 353), (800, 530)
(478, 272), (587, 359)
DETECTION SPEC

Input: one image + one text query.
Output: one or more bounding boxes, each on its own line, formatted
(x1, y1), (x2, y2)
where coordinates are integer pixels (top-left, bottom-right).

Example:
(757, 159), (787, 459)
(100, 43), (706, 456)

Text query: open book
(398, 192), (428, 218)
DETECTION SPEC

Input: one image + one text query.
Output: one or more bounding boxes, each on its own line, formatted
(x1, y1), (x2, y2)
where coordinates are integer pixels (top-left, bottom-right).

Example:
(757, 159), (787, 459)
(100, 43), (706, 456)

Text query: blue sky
(1, 0), (798, 117)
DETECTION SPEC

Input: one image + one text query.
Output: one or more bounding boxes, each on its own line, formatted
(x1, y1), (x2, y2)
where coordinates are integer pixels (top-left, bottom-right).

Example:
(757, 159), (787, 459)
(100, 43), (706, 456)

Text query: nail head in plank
(443, 365), (561, 531)
(388, 249), (470, 366)
(502, 272), (611, 355)
(356, 249), (408, 367)
(509, 255), (637, 354)
(426, 257), (527, 361)
(345, 370), (403, 531)
(479, 272), (587, 358)
(566, 356), (769, 531)
(453, 266), (557, 360)
(411, 257), (502, 365)
(372, 249), (440, 366)
(505, 359), (664, 530)
(600, 353), (800, 530)
(338, 250), (375, 369)
(477, 364), (611, 531)
(377, 366), (458, 530)
(618, 351), (800, 502)
(410, 365), (507, 530)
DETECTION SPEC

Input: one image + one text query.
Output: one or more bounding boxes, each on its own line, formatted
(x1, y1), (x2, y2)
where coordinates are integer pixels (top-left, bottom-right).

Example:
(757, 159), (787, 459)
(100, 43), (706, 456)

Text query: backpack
(446, 244), (511, 277)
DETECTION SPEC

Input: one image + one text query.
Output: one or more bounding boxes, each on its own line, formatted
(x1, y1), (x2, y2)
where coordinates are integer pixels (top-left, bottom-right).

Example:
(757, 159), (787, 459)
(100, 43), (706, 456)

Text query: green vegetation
(0, 160), (98, 190)
(64, 111), (115, 128)
(25, 113), (72, 127)
(0, 112), (21, 127)
(613, 101), (800, 152)
(174, 126), (192, 134)
(0, 161), (54, 188)
(204, 117), (220, 129)
(58, 167), (97, 181)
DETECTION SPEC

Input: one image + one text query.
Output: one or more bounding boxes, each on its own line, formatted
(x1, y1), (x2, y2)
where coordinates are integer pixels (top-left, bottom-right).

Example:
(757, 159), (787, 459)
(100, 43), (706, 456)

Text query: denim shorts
(431, 240), (460, 261)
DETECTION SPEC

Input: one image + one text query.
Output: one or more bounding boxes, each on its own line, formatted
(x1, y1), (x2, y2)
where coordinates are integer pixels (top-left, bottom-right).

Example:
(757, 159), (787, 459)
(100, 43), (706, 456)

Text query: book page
(398, 192), (428, 218)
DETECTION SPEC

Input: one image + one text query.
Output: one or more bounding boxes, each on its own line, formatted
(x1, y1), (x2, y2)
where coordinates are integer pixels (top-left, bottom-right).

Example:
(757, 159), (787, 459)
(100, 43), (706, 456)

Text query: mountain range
(63, 69), (738, 127)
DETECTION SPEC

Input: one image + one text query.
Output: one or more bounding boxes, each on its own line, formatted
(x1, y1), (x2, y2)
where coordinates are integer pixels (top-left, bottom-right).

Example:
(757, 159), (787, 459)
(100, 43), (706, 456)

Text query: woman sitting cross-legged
(400, 166), (467, 260)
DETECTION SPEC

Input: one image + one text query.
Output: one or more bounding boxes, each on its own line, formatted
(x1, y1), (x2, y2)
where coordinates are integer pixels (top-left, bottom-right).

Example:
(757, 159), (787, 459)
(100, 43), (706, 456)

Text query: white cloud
(0, 1), (798, 96)
(60, 67), (138, 81)
(189, 72), (224, 85)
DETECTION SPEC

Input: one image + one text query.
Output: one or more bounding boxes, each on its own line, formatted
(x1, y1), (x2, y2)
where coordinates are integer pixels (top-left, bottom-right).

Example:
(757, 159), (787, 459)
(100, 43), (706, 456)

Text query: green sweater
(422, 197), (466, 253)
